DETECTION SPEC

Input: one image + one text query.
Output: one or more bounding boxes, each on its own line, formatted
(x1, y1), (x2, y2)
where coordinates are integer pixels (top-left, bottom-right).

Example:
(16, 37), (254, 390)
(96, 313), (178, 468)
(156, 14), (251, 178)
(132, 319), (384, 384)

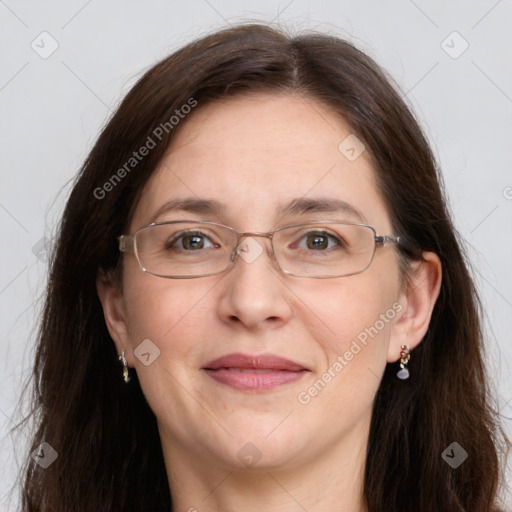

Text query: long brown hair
(20, 23), (509, 511)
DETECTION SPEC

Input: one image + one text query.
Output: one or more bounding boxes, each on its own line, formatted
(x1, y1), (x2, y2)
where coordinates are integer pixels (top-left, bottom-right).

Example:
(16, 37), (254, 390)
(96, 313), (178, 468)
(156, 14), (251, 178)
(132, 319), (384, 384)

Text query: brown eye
(294, 231), (344, 251)
(166, 231), (217, 251)
(306, 233), (329, 250)
(181, 234), (206, 250)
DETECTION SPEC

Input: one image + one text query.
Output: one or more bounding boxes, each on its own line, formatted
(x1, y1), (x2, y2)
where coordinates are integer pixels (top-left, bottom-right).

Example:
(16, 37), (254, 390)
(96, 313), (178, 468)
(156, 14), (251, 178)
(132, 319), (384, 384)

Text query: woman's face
(116, 93), (404, 471)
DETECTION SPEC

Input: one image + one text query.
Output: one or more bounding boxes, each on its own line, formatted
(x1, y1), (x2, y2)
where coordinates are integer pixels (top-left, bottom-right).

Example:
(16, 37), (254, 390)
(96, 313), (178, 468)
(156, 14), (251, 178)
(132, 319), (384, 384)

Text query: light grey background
(1, 1), (511, 509)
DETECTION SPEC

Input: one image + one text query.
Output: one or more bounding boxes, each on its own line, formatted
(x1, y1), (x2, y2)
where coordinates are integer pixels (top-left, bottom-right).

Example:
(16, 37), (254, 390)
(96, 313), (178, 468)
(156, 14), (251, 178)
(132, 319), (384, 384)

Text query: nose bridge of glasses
(237, 231), (274, 239)
(233, 231), (275, 258)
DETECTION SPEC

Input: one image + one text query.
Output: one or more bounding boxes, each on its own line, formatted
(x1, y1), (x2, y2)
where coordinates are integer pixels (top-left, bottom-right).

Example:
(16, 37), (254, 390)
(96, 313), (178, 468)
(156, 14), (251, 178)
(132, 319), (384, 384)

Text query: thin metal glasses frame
(118, 219), (400, 279)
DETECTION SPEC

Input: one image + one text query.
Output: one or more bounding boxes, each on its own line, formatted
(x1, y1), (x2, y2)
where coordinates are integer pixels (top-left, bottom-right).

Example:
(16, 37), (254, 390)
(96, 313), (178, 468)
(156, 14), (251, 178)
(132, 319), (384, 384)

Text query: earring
(118, 350), (130, 383)
(396, 345), (410, 380)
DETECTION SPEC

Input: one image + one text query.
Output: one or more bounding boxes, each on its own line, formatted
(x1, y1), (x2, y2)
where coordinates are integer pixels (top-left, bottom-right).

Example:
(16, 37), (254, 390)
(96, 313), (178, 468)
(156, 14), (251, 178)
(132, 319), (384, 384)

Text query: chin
(211, 425), (310, 471)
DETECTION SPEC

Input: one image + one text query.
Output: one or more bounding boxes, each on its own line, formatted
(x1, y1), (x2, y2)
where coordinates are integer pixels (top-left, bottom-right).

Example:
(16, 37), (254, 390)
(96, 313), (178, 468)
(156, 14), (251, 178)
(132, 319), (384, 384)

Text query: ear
(388, 251), (442, 362)
(96, 269), (134, 366)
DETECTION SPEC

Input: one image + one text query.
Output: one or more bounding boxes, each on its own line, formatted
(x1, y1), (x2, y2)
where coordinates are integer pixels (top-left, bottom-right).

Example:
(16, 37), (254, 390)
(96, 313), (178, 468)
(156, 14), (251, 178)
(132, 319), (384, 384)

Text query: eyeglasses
(118, 220), (400, 279)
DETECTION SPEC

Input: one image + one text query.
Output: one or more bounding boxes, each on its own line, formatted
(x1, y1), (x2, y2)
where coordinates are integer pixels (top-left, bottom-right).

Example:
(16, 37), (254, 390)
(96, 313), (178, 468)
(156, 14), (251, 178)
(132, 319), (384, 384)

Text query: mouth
(202, 353), (310, 392)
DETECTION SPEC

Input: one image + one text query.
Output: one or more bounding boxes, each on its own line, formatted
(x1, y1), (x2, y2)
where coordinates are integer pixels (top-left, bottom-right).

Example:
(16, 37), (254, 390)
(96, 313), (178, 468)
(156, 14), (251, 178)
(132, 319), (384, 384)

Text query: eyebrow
(149, 196), (366, 224)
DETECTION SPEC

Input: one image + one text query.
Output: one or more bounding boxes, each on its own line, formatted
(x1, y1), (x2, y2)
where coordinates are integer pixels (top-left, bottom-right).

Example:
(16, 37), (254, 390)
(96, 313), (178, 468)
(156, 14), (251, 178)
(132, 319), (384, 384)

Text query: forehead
(131, 93), (391, 232)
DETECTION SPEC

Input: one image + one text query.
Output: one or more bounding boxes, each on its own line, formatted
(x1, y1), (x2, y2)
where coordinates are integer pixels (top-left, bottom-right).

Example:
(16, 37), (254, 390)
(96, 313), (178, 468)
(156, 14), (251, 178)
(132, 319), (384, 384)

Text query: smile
(202, 353), (310, 392)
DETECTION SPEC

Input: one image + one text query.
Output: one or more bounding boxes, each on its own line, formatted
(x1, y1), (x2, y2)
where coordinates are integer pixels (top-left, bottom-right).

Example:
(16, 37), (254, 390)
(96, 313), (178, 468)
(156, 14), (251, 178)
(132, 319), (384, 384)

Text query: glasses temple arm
(375, 235), (400, 247)
(118, 235), (135, 253)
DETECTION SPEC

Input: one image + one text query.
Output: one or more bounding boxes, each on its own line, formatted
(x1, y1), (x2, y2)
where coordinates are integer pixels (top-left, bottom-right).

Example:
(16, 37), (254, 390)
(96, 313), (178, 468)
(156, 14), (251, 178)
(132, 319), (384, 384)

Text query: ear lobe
(387, 252), (442, 363)
(96, 269), (132, 364)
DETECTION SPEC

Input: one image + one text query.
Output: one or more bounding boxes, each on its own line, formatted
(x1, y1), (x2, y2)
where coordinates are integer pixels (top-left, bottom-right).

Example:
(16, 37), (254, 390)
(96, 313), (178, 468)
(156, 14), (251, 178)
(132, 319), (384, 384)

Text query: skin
(98, 92), (442, 512)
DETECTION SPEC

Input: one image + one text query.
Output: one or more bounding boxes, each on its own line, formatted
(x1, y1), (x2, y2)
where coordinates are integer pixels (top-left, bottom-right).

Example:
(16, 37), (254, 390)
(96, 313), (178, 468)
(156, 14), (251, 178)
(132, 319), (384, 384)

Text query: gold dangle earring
(119, 350), (130, 383)
(396, 345), (410, 380)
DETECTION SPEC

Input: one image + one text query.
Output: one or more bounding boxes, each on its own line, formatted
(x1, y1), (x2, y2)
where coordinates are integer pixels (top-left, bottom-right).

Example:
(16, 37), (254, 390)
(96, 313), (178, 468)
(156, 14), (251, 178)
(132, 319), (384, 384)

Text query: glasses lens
(134, 222), (236, 277)
(274, 222), (376, 277)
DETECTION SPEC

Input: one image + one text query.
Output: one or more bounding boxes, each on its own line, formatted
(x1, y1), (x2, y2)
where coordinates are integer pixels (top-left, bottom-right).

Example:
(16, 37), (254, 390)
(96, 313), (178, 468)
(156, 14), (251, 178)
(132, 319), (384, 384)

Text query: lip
(202, 353), (310, 392)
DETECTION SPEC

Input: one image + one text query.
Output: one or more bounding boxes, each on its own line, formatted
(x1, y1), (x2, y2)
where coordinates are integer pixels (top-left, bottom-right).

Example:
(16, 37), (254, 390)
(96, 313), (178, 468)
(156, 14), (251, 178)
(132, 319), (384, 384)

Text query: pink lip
(202, 353), (309, 392)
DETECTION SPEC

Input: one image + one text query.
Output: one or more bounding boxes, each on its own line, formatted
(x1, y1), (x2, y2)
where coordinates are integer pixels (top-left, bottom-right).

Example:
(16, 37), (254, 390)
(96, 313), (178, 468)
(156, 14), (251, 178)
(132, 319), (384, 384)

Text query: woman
(21, 23), (509, 511)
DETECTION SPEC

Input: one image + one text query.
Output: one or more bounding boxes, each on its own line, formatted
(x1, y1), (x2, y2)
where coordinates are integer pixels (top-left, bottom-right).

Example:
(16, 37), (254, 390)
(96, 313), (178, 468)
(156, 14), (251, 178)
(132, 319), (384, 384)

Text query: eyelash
(166, 230), (344, 251)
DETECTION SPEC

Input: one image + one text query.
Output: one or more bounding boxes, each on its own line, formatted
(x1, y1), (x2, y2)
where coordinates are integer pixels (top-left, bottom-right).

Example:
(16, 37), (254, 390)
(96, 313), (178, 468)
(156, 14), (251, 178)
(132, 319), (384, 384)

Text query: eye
(166, 230), (219, 251)
(294, 230), (345, 251)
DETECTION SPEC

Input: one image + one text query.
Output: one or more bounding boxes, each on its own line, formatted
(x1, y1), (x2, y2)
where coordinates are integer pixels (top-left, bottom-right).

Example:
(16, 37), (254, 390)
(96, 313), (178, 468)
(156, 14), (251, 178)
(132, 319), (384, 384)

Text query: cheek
(120, 264), (211, 384)
(120, 273), (219, 438)
(122, 256), (213, 341)
(294, 270), (400, 411)
(300, 270), (398, 352)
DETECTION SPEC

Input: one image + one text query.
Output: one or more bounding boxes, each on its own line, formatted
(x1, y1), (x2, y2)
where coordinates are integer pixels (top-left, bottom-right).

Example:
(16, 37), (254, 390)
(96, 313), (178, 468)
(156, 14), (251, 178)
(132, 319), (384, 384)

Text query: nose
(216, 234), (293, 330)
